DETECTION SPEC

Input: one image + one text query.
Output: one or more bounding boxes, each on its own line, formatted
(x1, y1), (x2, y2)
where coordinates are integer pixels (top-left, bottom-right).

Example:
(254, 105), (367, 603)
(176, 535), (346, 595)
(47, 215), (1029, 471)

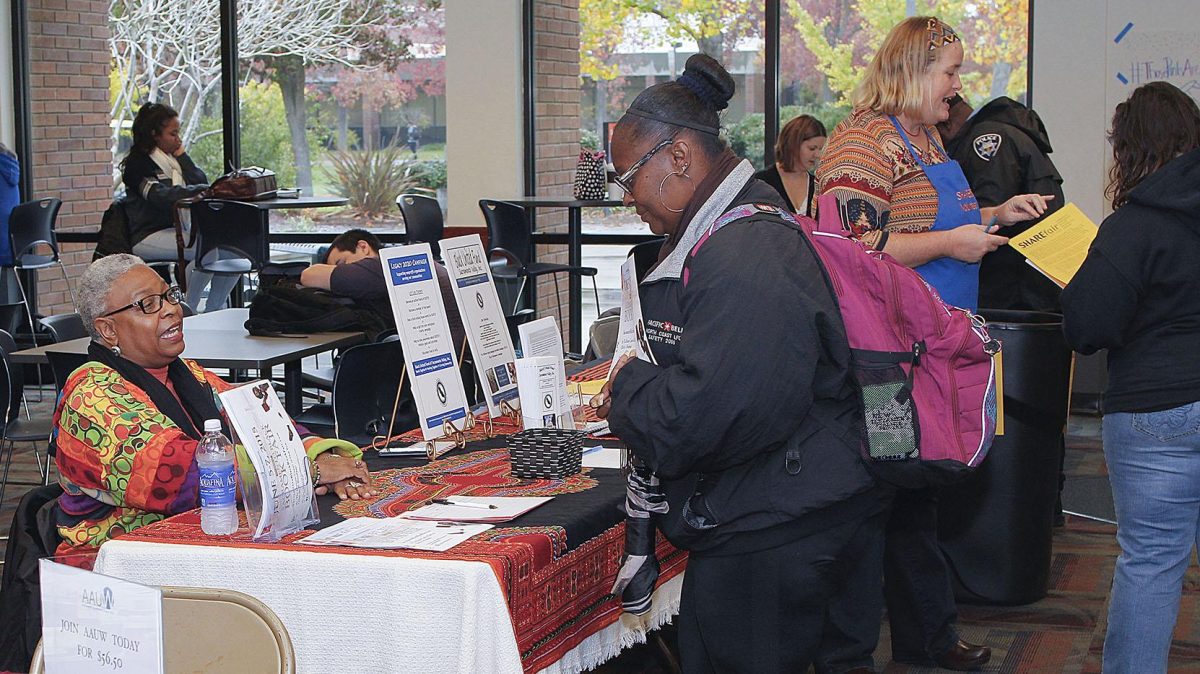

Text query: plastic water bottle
(197, 419), (238, 535)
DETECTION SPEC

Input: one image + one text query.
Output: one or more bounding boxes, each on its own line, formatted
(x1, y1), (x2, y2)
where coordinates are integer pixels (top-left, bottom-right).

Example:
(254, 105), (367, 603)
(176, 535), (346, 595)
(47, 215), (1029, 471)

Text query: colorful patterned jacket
(52, 359), (355, 566)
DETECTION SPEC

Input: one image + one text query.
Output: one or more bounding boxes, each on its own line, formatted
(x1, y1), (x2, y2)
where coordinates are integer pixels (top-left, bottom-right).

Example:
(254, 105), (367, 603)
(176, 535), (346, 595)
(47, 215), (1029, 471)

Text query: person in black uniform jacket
(938, 95), (1065, 312)
(121, 102), (241, 312)
(592, 53), (884, 673)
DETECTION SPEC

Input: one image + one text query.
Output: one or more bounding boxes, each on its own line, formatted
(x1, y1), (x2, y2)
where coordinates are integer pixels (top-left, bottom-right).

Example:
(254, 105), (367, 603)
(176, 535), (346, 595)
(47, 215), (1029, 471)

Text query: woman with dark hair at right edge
(1062, 81), (1200, 673)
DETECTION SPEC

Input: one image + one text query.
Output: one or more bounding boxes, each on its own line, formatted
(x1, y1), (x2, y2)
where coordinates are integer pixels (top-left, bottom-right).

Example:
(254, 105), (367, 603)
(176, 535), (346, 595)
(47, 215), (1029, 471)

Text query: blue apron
(889, 116), (982, 311)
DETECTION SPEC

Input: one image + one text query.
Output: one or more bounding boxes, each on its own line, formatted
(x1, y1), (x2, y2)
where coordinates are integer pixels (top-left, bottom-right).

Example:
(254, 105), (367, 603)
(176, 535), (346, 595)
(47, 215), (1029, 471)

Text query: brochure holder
(230, 425), (319, 543)
(370, 338), (479, 461)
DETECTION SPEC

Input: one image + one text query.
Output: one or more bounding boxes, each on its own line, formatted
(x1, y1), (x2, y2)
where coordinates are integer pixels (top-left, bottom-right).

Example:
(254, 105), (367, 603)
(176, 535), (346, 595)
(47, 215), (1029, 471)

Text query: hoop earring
(658, 169), (695, 213)
(111, 345), (121, 357)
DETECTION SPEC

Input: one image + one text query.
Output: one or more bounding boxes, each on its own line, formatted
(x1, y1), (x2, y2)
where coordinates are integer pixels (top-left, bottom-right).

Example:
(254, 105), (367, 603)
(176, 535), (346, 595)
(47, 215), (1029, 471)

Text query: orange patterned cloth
(817, 107), (950, 236)
(52, 360), (233, 565)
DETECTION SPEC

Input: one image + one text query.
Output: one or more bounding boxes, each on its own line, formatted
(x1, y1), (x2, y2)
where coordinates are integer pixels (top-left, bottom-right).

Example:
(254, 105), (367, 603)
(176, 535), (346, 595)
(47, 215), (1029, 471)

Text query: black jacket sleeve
(1061, 222), (1141, 354)
(608, 220), (839, 480)
(122, 152), (208, 211)
(179, 152), (208, 186)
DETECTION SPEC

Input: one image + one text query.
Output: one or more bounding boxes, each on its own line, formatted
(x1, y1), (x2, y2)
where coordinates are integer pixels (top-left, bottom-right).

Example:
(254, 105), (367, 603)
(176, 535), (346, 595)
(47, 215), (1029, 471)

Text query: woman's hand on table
(946, 224), (1009, 263)
(322, 477), (378, 501)
(988, 194), (1055, 226)
(590, 353), (634, 420)
(312, 452), (377, 500)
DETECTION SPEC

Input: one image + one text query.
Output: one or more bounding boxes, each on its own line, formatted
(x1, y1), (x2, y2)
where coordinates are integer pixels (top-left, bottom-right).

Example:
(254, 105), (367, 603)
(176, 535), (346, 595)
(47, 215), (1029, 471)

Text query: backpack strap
(684, 203), (810, 287)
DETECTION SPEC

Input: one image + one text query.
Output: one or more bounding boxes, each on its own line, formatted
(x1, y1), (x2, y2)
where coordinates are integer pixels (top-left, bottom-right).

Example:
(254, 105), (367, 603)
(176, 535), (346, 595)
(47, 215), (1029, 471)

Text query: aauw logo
(81, 587), (114, 610)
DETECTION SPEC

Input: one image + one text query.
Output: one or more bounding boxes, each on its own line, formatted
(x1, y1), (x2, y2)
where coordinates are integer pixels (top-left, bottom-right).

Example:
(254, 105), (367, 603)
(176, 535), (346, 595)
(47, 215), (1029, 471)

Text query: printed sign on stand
(381, 243), (471, 440)
(40, 560), (164, 674)
(440, 234), (521, 417)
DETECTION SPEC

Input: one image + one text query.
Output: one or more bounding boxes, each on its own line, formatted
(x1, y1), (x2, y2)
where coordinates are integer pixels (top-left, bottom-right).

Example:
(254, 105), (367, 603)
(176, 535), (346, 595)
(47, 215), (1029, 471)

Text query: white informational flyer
(40, 560), (165, 674)
(609, 256), (657, 378)
(401, 495), (553, 523)
(218, 380), (315, 539)
(518, 317), (575, 429)
(515, 356), (571, 429)
(380, 244), (471, 441)
(440, 234), (521, 417)
(301, 518), (492, 552)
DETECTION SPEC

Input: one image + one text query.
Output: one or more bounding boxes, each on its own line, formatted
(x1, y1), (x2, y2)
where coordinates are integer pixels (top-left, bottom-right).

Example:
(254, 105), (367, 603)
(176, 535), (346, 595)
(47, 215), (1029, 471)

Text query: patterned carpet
(4, 410), (1199, 672)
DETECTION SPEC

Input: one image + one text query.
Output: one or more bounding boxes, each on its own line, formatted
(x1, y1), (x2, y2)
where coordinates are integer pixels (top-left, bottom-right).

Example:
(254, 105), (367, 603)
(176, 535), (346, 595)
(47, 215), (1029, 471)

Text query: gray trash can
(937, 309), (1072, 605)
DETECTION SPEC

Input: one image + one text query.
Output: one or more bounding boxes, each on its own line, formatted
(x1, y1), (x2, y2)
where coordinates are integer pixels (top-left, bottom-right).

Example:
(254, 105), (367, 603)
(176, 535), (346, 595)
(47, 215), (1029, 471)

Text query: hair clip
(927, 18), (960, 50)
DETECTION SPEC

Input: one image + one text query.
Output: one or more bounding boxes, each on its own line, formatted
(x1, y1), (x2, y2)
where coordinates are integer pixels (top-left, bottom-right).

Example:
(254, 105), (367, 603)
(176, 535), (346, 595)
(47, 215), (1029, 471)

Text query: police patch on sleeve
(973, 133), (1002, 161)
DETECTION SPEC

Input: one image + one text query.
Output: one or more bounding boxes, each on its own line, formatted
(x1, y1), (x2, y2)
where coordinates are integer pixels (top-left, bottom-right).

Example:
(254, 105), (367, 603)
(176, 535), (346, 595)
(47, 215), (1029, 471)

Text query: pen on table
(433, 498), (498, 510)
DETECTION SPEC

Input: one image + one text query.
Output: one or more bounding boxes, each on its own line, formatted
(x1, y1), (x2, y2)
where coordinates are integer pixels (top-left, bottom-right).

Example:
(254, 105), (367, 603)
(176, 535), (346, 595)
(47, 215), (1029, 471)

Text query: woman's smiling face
(922, 40), (964, 125)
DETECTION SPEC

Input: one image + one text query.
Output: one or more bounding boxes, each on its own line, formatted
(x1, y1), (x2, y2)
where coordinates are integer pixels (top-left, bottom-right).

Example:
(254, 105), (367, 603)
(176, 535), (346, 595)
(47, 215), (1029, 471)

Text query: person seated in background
(53, 255), (376, 569)
(936, 94), (1065, 313)
(754, 114), (827, 217)
(121, 102), (240, 313)
(300, 228), (466, 348)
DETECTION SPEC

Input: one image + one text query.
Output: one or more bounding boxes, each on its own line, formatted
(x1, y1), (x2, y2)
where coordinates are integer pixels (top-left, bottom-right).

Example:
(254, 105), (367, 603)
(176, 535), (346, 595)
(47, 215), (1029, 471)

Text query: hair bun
(678, 54), (735, 112)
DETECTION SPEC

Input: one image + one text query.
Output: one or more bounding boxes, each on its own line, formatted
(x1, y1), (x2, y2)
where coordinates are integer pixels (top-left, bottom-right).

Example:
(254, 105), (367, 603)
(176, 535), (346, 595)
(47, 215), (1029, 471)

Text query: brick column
(27, 0), (111, 317)
(532, 0), (580, 343)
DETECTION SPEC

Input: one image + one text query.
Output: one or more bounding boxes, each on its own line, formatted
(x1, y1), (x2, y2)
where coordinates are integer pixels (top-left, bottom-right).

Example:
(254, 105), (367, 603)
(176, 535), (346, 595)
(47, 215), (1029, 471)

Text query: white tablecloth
(93, 539), (682, 674)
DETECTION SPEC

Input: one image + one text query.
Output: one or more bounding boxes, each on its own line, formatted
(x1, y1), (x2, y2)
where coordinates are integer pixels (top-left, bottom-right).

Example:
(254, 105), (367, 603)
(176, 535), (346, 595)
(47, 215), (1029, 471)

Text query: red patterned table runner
(120, 447), (685, 672)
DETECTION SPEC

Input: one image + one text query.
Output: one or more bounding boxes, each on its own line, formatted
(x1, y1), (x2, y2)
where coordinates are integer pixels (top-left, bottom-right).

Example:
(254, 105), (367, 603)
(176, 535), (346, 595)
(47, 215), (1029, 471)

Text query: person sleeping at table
(50, 254), (377, 568)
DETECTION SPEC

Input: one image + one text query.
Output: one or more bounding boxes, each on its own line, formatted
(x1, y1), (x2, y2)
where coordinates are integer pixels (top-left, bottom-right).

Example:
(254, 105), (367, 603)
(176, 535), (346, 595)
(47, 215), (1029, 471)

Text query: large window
(780, 0), (1030, 169)
(108, 0), (224, 185)
(235, 0), (446, 234)
(567, 2), (766, 314)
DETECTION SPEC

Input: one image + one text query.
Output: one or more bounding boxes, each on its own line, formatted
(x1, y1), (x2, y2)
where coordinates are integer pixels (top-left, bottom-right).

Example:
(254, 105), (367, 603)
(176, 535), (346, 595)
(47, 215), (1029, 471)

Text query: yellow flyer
(1007, 203), (1098, 287)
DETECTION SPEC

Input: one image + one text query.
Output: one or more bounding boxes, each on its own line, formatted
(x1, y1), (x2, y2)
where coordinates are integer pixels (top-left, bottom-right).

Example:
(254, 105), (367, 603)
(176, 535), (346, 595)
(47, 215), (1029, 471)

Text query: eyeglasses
(102, 286), (184, 317)
(613, 138), (675, 195)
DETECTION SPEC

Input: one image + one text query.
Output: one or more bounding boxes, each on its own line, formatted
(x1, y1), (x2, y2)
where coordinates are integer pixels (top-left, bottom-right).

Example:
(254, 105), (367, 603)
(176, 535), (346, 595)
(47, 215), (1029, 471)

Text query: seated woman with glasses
(51, 254), (376, 568)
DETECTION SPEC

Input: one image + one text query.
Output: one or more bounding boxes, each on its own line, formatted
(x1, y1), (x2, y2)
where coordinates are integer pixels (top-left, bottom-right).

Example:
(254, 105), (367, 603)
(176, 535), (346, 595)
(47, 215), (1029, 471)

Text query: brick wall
(27, 0), (111, 318)
(532, 0), (580, 344)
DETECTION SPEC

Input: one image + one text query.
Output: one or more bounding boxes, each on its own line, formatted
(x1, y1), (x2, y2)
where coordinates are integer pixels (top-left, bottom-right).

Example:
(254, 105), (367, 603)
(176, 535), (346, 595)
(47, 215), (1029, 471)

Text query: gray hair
(77, 254), (146, 341)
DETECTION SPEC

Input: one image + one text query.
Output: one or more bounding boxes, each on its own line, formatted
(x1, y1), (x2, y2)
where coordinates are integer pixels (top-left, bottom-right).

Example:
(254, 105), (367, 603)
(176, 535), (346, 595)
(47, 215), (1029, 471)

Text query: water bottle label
(199, 464), (237, 507)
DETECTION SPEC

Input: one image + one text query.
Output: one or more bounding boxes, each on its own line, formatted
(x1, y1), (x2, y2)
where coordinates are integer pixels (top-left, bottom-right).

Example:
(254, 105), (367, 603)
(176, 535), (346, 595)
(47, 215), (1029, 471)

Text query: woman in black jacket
(122, 103), (239, 312)
(753, 114), (826, 216)
(594, 54), (883, 672)
(1061, 81), (1200, 673)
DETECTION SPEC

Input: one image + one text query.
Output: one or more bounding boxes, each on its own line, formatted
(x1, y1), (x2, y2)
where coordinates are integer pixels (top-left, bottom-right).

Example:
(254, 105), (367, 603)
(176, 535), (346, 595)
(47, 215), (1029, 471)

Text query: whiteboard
(1106, 6), (1200, 119)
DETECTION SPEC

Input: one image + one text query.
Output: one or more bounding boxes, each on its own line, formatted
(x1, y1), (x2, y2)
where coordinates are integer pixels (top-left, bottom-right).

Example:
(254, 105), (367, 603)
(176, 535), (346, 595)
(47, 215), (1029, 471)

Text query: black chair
(478, 200), (600, 329)
(187, 200), (269, 307)
(505, 308), (536, 351)
(0, 483), (63, 672)
(628, 237), (667, 284)
(46, 350), (89, 400)
(294, 339), (413, 447)
(38, 313), (86, 344)
(396, 194), (445, 259)
(0, 330), (55, 499)
(8, 198), (71, 348)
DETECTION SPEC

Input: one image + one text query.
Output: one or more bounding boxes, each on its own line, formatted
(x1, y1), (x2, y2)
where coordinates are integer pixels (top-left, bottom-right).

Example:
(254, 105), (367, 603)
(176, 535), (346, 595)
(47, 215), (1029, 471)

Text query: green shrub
(408, 159), (447, 190)
(186, 81), (329, 185)
(726, 102), (853, 170)
(580, 129), (601, 152)
(325, 142), (419, 220)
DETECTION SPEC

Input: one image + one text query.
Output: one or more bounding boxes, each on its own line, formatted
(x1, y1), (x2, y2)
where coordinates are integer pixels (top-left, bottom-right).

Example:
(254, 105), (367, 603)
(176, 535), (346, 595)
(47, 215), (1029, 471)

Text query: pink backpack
(699, 200), (1000, 488)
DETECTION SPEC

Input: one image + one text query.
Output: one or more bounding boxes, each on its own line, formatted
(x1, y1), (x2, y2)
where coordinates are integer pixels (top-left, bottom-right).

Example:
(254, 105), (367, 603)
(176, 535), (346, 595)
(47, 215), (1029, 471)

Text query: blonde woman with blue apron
(815, 16), (1052, 672)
